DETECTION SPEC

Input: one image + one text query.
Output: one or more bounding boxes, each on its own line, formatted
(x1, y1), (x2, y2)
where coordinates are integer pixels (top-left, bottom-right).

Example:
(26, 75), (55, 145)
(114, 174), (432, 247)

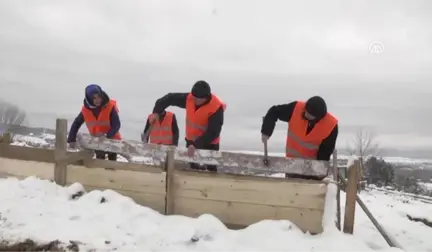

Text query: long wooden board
(0, 158), (166, 214)
(0, 144), (54, 162)
(78, 134), (330, 177)
(172, 170), (326, 233)
(0, 122), (330, 176)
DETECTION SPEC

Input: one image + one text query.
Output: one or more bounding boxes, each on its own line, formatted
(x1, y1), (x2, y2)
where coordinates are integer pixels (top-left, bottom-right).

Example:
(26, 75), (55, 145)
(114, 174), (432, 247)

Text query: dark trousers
(95, 150), (117, 161)
(186, 140), (218, 172)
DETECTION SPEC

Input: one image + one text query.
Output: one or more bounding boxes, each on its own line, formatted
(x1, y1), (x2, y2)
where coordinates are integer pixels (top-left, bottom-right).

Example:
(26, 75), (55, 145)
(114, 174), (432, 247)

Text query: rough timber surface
(172, 170), (327, 233)
(77, 134), (330, 177)
(0, 157), (166, 213)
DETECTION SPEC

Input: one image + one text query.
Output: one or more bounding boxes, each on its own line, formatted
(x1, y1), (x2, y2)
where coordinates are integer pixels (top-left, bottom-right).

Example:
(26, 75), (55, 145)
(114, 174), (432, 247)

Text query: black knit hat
(305, 96), (327, 119)
(191, 80), (211, 98)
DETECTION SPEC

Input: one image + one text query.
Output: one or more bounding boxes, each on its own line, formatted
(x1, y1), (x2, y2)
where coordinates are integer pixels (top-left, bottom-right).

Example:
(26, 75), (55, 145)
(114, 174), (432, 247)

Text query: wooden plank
(66, 165), (166, 195)
(57, 150), (92, 164)
(0, 157), (166, 214)
(333, 150), (341, 230)
(343, 160), (359, 234)
(173, 197), (324, 233)
(82, 158), (163, 173)
(175, 167), (326, 184)
(77, 185), (166, 214)
(54, 119), (68, 186)
(0, 144), (163, 173)
(165, 150), (175, 215)
(0, 144), (54, 162)
(0, 156), (325, 233)
(338, 170), (403, 249)
(0, 157), (166, 196)
(173, 170), (326, 210)
(0, 158), (54, 180)
(77, 133), (330, 177)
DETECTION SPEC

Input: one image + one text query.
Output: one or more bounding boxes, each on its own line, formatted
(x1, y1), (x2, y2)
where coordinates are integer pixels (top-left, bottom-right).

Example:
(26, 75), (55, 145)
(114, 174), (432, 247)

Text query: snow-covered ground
(1, 133), (431, 251)
(350, 188), (431, 251)
(419, 182), (432, 191)
(0, 176), (430, 251)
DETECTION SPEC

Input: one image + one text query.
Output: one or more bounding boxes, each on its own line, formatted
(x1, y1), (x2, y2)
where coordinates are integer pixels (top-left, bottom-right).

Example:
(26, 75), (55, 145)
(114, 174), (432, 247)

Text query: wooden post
(332, 150), (341, 230)
(54, 118), (68, 186)
(338, 168), (402, 249)
(165, 149), (175, 215)
(343, 159), (360, 234)
(0, 132), (12, 144)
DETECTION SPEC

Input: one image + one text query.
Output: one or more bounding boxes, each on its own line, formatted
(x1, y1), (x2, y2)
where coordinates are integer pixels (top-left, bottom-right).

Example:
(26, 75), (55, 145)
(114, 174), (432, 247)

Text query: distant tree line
(348, 127), (432, 196)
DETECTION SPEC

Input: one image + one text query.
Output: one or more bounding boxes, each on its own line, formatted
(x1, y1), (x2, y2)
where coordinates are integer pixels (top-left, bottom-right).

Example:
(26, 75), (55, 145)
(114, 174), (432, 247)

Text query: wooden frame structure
(0, 118), (332, 233)
(336, 159), (403, 249)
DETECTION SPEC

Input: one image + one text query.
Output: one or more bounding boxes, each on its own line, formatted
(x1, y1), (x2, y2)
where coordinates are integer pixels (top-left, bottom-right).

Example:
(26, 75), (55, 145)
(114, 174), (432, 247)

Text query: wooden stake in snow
(332, 150), (341, 231)
(54, 118), (67, 186)
(343, 159), (359, 234)
(339, 160), (403, 249)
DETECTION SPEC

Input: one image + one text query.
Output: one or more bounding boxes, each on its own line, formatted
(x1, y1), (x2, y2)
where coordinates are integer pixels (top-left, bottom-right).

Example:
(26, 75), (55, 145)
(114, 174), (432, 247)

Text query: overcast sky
(0, 0), (431, 156)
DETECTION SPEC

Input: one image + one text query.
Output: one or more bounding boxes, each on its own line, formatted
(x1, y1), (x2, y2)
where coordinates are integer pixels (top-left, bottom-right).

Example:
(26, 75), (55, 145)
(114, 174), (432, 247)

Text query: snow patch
(0, 176), (417, 251)
(346, 155), (357, 170)
(322, 183), (338, 232)
(11, 135), (50, 148)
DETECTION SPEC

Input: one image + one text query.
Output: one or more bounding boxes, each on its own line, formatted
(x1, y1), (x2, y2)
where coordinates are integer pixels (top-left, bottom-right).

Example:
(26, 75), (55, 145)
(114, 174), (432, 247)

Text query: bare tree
(0, 100), (26, 126)
(0, 100), (27, 143)
(348, 127), (380, 158)
(348, 127), (380, 187)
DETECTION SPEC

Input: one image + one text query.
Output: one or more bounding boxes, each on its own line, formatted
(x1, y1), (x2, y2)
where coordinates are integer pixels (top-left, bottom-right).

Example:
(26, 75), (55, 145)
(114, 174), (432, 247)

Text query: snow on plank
(77, 133), (329, 177)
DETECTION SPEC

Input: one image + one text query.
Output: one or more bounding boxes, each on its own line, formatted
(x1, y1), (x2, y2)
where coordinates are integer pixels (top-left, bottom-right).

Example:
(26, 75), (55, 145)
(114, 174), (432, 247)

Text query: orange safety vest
(81, 99), (121, 140)
(286, 101), (337, 159)
(148, 111), (174, 145)
(185, 93), (226, 144)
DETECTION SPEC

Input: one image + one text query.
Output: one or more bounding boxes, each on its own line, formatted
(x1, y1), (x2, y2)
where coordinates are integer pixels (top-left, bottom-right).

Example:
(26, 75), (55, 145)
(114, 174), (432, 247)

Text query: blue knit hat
(85, 84), (102, 97)
(84, 84), (102, 107)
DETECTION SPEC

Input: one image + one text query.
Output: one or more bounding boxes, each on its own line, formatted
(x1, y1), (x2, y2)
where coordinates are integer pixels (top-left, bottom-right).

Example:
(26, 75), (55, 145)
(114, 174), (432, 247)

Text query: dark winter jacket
(67, 86), (121, 143)
(152, 92), (224, 151)
(261, 101), (338, 161)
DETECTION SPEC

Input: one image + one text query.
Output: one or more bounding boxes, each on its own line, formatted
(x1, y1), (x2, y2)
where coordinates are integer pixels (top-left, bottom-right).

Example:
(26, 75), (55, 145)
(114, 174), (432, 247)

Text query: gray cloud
(1, 0), (432, 156)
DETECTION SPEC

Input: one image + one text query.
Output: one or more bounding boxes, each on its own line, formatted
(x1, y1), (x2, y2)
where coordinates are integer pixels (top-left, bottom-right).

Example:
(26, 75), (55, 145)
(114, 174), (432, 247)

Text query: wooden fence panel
(0, 120), (331, 233)
(77, 134), (330, 177)
(171, 170), (327, 233)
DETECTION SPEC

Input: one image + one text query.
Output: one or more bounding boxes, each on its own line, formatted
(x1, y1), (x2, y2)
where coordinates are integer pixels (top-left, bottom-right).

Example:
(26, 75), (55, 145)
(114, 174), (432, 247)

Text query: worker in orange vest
(67, 84), (121, 161)
(261, 96), (338, 180)
(150, 80), (226, 172)
(142, 110), (179, 146)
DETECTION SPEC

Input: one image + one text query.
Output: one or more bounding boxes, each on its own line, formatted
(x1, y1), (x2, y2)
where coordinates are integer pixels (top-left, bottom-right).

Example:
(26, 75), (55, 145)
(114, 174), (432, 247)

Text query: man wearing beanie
(151, 80), (226, 172)
(67, 84), (122, 161)
(261, 96), (338, 180)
